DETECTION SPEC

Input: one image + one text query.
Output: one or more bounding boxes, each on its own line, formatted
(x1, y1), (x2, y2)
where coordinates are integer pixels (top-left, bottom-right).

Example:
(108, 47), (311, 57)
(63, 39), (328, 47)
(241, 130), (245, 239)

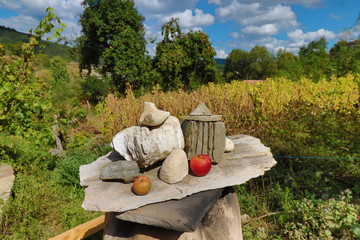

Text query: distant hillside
(215, 58), (225, 72)
(0, 25), (69, 59)
(215, 58), (225, 65)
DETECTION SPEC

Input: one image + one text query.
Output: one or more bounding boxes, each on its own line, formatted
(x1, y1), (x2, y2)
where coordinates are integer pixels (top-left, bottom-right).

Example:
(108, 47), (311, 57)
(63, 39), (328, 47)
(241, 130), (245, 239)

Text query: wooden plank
(49, 215), (105, 240)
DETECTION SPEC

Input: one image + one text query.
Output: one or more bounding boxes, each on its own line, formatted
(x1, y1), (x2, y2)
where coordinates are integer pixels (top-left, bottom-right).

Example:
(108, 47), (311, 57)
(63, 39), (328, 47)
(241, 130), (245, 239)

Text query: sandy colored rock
(225, 137), (234, 152)
(159, 149), (188, 184)
(139, 102), (170, 127)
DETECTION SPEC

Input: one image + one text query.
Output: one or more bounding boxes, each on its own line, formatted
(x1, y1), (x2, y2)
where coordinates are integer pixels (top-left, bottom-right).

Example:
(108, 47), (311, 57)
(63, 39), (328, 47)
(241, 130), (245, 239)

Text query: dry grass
(80, 75), (359, 142)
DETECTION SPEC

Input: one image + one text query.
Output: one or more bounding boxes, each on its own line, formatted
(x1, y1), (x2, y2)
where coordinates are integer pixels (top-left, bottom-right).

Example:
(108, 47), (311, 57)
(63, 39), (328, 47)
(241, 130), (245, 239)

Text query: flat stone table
(80, 134), (277, 239)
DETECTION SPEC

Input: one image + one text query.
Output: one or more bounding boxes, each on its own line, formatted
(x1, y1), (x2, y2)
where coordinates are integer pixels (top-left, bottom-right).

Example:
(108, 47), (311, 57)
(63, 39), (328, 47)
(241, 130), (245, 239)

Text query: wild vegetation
(0, 2), (359, 240)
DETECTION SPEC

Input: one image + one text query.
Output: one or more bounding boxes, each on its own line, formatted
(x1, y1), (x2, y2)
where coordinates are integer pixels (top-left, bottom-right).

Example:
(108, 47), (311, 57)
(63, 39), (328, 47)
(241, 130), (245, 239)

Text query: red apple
(190, 154), (212, 176)
(132, 175), (151, 195)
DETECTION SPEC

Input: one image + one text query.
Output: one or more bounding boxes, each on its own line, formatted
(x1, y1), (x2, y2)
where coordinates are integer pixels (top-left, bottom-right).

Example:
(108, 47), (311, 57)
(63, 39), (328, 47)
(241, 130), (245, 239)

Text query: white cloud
(0, 14), (38, 33)
(242, 24), (278, 35)
(287, 29), (336, 42)
(215, 49), (228, 58)
(240, 4), (297, 28)
(134, 0), (199, 15)
(0, 0), (83, 21)
(208, 0), (221, 5)
(216, 2), (298, 36)
(161, 9), (214, 29)
(230, 31), (242, 39)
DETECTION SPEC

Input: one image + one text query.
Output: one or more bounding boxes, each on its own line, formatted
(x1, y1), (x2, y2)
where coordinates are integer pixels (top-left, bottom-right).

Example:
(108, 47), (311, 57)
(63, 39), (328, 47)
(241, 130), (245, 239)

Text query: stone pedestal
(103, 188), (242, 240)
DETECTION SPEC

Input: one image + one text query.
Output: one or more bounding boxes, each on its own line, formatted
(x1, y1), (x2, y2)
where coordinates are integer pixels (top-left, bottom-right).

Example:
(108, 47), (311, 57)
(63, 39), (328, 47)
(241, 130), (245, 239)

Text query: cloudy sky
(0, 0), (359, 58)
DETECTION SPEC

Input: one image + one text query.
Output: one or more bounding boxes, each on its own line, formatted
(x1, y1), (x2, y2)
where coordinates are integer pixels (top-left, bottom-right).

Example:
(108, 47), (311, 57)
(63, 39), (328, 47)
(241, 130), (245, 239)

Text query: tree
(275, 49), (302, 81)
(0, 7), (65, 137)
(223, 49), (250, 81)
(329, 40), (360, 77)
(299, 37), (330, 82)
(154, 18), (220, 91)
(248, 46), (277, 80)
(224, 46), (276, 81)
(78, 0), (152, 94)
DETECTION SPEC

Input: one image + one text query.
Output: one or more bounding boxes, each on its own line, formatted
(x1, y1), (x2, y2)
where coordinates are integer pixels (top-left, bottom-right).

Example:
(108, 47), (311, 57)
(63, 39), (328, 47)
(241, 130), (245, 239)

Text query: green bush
(54, 146), (111, 188)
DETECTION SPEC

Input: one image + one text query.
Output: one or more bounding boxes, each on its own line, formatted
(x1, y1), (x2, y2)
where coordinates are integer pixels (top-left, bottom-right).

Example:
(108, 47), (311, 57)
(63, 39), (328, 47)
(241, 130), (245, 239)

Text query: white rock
(159, 149), (188, 184)
(225, 137), (234, 152)
(139, 102), (170, 127)
(111, 116), (185, 168)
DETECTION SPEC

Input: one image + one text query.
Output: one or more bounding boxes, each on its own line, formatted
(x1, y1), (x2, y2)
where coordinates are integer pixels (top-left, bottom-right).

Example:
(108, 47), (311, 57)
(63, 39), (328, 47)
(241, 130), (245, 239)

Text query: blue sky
(0, 0), (359, 58)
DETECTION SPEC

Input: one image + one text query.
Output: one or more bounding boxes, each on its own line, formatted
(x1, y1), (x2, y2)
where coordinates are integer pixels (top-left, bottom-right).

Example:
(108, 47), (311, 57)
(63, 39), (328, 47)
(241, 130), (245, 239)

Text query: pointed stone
(189, 102), (212, 116)
(139, 102), (170, 127)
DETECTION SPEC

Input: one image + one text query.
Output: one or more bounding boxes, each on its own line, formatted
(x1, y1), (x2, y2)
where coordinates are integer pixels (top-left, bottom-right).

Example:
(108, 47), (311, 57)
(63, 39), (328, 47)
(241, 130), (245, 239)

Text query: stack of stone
(80, 102), (276, 240)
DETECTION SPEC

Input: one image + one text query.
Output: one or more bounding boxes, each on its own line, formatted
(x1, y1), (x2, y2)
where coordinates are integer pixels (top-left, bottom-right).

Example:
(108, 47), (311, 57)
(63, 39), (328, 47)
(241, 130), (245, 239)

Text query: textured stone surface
(159, 149), (188, 184)
(139, 102), (170, 127)
(111, 116), (184, 168)
(182, 120), (225, 163)
(100, 161), (140, 183)
(0, 164), (15, 215)
(189, 102), (212, 116)
(225, 137), (234, 152)
(181, 115), (222, 122)
(103, 188), (242, 240)
(81, 135), (276, 212)
(116, 189), (223, 232)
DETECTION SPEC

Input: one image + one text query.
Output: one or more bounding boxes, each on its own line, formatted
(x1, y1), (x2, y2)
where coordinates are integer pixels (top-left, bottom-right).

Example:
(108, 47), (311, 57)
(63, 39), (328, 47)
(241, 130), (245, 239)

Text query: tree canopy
(78, 0), (152, 94)
(153, 18), (220, 91)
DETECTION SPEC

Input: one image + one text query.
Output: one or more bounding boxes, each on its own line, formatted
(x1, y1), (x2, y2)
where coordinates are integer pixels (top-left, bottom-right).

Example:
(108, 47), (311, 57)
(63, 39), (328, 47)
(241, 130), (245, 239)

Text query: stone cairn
(80, 101), (276, 240)
(103, 102), (234, 184)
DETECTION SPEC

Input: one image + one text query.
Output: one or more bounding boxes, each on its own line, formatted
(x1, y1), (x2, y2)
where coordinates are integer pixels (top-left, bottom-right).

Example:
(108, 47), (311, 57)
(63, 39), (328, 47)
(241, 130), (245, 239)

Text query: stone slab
(80, 135), (276, 212)
(115, 189), (223, 232)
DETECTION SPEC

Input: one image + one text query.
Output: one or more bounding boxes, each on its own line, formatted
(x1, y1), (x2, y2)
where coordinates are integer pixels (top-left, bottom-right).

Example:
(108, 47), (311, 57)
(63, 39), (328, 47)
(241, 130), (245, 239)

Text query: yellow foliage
(90, 75), (359, 141)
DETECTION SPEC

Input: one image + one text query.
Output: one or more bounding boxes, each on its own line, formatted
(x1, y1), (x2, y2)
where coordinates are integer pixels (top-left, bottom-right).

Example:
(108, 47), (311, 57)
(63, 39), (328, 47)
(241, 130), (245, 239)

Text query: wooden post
(49, 215), (105, 240)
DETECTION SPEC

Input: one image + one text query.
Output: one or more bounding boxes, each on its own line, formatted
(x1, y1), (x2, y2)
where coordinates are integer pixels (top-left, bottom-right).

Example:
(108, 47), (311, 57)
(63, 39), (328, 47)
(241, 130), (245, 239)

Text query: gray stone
(103, 188), (242, 240)
(189, 102), (212, 116)
(212, 121), (225, 163)
(111, 116), (185, 168)
(139, 102), (170, 127)
(181, 120), (226, 163)
(116, 189), (223, 232)
(225, 137), (234, 152)
(181, 115), (222, 122)
(179, 188), (243, 240)
(159, 149), (188, 184)
(182, 120), (196, 159)
(0, 164), (15, 215)
(100, 161), (140, 183)
(81, 135), (276, 212)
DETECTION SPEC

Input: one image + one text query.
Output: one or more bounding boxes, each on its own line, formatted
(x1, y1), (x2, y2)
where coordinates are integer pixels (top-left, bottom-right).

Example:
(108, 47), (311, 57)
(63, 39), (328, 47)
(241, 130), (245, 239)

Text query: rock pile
(104, 102), (234, 185)
(80, 102), (277, 240)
